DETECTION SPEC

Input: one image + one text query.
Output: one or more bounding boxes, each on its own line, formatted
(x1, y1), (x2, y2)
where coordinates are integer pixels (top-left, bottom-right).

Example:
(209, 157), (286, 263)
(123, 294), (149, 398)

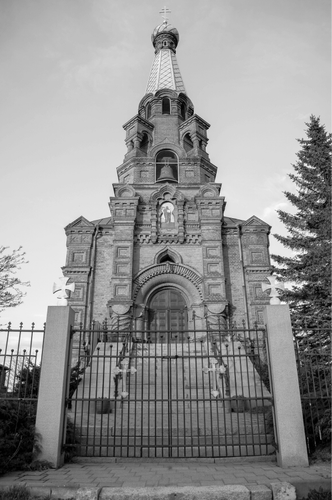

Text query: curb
(0, 482), (280, 500)
(99, 485), (251, 500)
(0, 479), (331, 500)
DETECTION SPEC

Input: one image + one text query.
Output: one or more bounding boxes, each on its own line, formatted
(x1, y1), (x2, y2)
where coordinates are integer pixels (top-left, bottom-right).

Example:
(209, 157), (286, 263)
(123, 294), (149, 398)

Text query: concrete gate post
(264, 305), (308, 467)
(35, 306), (75, 468)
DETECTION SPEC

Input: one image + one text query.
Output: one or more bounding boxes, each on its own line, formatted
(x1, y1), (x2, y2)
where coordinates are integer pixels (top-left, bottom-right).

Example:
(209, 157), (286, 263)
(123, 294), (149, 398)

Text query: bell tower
(118, 19), (217, 188)
(63, 15), (272, 331)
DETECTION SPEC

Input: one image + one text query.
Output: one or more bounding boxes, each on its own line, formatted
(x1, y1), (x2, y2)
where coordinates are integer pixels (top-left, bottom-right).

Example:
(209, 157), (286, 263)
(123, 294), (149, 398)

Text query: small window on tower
(162, 97), (171, 115)
(146, 104), (151, 119)
(140, 133), (149, 154)
(183, 133), (194, 152)
(180, 103), (186, 120)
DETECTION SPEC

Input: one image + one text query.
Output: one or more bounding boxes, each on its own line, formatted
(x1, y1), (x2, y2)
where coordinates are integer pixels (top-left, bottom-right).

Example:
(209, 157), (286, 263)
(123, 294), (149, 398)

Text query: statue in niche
(160, 202), (175, 226)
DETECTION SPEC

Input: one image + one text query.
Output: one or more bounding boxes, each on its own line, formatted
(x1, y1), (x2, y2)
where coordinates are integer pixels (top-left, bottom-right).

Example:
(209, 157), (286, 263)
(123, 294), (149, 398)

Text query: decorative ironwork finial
(53, 277), (75, 306)
(262, 275), (285, 305)
(114, 360), (137, 398)
(159, 6), (171, 24)
(202, 358), (220, 398)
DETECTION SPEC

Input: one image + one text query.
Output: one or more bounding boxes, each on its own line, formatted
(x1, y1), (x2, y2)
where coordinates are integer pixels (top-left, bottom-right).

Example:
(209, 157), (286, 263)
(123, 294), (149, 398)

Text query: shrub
(0, 484), (76, 500)
(0, 362), (82, 474)
(0, 400), (39, 475)
(301, 488), (332, 500)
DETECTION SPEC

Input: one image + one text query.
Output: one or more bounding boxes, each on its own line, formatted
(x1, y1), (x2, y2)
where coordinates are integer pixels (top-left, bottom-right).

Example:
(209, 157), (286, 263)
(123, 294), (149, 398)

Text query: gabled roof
(64, 216), (94, 231)
(241, 215), (271, 228)
(91, 217), (113, 225)
(223, 216), (245, 227)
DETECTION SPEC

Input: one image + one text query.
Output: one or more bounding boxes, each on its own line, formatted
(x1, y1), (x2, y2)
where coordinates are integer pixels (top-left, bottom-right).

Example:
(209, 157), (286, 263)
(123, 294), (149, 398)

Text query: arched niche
(162, 97), (171, 114)
(140, 132), (149, 153)
(180, 102), (186, 120)
(183, 132), (194, 152)
(114, 185), (137, 198)
(154, 247), (182, 264)
(150, 183), (184, 204)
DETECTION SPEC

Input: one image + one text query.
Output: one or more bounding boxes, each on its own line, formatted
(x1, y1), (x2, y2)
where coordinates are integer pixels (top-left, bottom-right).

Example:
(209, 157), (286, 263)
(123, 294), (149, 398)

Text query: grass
(0, 485), (75, 500)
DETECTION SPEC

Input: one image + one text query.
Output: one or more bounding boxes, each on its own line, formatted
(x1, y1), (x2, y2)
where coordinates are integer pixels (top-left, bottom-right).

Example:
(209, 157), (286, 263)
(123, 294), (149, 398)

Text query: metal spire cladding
(145, 19), (186, 96)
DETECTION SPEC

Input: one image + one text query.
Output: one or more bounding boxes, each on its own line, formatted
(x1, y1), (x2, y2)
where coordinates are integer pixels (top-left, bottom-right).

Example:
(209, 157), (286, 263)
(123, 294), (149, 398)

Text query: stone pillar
(35, 306), (75, 468)
(264, 305), (308, 467)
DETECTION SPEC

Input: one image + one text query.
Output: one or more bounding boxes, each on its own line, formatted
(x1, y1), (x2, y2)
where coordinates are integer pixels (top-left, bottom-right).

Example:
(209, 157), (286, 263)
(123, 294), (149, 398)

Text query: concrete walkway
(0, 458), (330, 499)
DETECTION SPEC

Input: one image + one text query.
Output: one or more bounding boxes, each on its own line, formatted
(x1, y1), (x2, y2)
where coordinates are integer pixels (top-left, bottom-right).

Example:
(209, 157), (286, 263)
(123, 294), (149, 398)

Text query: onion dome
(151, 22), (180, 52)
(146, 21), (186, 95)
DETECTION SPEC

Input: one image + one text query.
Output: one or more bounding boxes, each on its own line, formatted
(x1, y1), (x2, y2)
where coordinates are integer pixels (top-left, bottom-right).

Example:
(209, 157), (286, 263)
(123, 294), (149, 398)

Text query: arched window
(146, 104), (151, 119)
(162, 97), (171, 115)
(183, 133), (194, 152)
(180, 102), (186, 120)
(140, 133), (149, 154)
(155, 150), (178, 182)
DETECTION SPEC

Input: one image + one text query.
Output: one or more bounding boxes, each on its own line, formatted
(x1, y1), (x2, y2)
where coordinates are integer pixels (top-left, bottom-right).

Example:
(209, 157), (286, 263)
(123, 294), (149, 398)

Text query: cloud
(262, 200), (289, 220)
(296, 112), (311, 121)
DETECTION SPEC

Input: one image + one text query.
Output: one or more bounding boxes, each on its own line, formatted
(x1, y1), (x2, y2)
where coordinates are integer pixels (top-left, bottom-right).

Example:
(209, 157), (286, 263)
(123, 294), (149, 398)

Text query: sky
(0, 0), (330, 329)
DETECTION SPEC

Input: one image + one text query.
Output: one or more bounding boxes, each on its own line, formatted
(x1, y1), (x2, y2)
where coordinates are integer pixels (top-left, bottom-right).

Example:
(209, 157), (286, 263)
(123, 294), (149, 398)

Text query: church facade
(63, 20), (271, 333)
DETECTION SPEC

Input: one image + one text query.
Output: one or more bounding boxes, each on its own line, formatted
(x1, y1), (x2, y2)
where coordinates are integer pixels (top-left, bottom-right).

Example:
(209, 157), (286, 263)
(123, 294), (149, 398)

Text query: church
(62, 16), (271, 333)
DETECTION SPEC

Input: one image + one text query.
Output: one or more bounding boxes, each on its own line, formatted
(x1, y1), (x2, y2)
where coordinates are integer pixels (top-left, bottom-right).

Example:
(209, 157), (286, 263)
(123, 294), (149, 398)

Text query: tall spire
(145, 15), (186, 96)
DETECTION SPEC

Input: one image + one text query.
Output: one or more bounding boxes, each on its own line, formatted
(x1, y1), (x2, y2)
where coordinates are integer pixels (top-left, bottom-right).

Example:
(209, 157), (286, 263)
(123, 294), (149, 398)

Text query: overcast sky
(0, 0), (330, 328)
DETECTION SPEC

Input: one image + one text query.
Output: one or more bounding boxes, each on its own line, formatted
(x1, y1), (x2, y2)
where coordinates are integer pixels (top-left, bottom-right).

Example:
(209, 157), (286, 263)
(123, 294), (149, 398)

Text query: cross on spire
(262, 275), (285, 305)
(159, 6), (171, 23)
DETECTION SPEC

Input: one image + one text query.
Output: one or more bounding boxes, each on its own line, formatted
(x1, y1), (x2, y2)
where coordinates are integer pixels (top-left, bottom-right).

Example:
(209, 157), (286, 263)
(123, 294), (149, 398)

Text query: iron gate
(65, 323), (274, 458)
(293, 325), (331, 455)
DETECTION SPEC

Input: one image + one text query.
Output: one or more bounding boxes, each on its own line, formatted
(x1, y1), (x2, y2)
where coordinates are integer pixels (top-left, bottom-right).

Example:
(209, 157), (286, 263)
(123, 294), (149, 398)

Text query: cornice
(179, 113), (211, 131)
(122, 114), (154, 131)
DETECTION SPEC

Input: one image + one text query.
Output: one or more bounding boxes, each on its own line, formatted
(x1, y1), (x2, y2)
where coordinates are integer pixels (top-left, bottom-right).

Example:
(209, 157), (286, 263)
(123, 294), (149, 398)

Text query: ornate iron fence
(0, 323), (45, 404)
(293, 325), (331, 455)
(65, 322), (274, 458)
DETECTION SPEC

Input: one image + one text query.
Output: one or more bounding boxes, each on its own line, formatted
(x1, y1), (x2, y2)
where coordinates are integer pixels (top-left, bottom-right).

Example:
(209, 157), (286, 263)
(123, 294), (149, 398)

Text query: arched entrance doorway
(148, 288), (187, 341)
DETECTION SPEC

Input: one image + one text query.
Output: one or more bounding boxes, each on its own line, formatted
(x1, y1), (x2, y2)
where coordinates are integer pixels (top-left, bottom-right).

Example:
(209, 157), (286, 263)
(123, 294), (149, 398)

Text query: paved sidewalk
(0, 458), (330, 498)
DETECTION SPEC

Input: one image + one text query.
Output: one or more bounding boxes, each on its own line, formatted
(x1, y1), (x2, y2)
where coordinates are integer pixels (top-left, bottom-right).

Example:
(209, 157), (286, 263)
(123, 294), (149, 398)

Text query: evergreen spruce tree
(272, 115), (331, 328)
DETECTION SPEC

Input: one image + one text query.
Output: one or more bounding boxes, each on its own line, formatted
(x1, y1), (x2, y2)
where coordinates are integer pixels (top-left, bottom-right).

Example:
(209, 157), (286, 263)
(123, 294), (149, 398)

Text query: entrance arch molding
(145, 282), (190, 311)
(133, 262), (203, 303)
(135, 276), (204, 330)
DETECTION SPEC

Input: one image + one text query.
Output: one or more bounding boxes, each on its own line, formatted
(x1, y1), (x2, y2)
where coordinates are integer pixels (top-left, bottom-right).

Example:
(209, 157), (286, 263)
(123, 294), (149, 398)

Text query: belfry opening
(63, 13), (274, 458)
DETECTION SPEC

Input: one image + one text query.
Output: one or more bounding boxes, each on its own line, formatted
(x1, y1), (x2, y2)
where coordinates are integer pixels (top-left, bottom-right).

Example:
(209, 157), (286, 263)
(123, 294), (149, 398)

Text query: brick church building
(63, 18), (271, 332)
